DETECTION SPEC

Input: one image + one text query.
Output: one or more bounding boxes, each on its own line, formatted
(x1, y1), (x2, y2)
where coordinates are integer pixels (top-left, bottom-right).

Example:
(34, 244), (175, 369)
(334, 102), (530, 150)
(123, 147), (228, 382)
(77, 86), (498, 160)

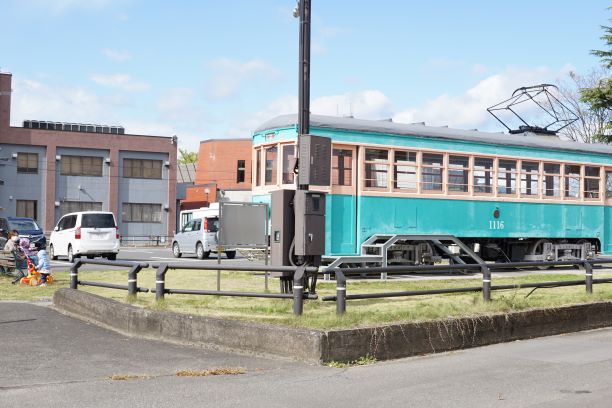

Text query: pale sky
(0, 0), (608, 151)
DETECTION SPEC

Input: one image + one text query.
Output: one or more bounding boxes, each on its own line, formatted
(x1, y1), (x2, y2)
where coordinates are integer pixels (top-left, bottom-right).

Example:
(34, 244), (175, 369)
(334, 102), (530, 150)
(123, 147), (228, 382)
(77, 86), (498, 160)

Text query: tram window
(332, 149), (353, 186)
(520, 161), (539, 196)
(255, 148), (261, 186)
(421, 153), (443, 191)
(394, 150), (417, 190)
(497, 160), (517, 195)
(606, 171), (612, 199)
(584, 166), (601, 199)
(564, 165), (581, 198)
(265, 146), (278, 185)
(282, 145), (295, 184)
(365, 149), (388, 188)
(448, 155), (469, 193)
(543, 163), (561, 197)
(474, 158), (493, 194)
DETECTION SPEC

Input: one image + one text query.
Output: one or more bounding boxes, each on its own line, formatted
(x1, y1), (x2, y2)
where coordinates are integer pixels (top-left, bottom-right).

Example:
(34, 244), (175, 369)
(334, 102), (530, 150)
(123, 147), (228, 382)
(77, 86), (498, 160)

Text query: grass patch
(108, 374), (151, 381)
(325, 355), (377, 368)
(176, 367), (246, 377)
(3, 268), (612, 330)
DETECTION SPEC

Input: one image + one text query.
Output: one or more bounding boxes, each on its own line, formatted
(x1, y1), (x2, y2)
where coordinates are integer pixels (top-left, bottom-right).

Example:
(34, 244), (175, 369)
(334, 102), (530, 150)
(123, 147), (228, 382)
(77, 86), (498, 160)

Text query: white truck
(173, 203), (236, 259)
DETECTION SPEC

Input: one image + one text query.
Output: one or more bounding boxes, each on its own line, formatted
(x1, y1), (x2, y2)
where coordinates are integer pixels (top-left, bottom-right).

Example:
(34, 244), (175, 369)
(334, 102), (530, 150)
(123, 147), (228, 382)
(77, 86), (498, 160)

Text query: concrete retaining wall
(54, 289), (612, 363)
(53, 289), (323, 362)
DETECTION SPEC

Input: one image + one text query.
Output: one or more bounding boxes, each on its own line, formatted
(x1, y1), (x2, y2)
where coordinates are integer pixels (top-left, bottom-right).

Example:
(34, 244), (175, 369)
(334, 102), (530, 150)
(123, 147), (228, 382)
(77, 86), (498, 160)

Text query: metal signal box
(298, 135), (331, 186)
(271, 189), (295, 267)
(294, 190), (326, 256)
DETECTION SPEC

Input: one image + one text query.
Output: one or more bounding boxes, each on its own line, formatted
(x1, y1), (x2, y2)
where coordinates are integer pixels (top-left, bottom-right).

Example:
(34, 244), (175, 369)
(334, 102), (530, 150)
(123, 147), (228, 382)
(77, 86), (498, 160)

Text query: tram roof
(254, 114), (612, 156)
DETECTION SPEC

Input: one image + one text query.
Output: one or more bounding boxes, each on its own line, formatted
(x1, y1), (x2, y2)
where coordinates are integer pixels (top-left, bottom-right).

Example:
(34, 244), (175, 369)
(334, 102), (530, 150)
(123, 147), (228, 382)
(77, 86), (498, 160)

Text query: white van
(172, 215), (236, 259)
(49, 211), (120, 262)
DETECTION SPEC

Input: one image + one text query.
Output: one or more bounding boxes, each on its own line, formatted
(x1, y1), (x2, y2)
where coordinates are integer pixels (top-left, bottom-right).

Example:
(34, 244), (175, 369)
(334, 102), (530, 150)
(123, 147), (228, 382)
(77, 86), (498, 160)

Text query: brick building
(0, 72), (177, 238)
(182, 139), (252, 210)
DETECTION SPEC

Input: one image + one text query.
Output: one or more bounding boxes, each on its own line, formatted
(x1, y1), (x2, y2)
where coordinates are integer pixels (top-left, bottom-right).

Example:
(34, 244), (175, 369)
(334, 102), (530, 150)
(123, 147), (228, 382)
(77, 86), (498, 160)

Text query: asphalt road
(3, 301), (612, 408)
(49, 246), (257, 272)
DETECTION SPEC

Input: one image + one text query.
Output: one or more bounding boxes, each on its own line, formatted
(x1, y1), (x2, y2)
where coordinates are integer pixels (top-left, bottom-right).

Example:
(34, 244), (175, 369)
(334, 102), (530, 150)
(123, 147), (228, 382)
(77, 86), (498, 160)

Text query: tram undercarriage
(324, 235), (598, 269)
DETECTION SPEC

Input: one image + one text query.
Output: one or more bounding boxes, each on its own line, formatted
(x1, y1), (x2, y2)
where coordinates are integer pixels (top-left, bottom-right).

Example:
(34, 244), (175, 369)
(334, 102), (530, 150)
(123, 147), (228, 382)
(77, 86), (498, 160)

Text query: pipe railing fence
(321, 259), (612, 315)
(67, 258), (612, 316)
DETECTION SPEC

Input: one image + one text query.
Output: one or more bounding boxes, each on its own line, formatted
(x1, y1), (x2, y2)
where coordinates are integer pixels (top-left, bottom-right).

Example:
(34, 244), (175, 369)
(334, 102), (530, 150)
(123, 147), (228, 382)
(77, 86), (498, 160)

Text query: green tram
(252, 114), (612, 267)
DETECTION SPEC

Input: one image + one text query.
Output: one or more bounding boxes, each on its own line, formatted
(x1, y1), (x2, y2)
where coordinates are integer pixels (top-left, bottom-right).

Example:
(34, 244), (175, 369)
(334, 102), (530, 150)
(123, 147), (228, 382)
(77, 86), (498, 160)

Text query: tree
(556, 69), (611, 144)
(178, 149), (198, 164)
(579, 12), (612, 143)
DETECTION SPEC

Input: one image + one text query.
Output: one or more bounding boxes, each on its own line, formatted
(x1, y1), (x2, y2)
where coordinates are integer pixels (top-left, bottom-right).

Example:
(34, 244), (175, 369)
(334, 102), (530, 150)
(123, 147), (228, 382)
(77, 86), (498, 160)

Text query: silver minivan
(49, 211), (120, 262)
(172, 216), (236, 259)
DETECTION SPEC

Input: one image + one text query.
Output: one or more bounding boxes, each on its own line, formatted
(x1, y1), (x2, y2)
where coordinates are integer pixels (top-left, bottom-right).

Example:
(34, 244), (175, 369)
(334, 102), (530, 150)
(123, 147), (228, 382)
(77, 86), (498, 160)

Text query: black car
(0, 217), (47, 249)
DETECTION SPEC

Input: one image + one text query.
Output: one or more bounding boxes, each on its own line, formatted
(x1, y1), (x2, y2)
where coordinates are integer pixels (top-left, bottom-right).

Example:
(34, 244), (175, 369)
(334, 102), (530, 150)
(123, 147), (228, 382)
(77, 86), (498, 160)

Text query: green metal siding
(343, 196), (605, 256)
(605, 206), (612, 255)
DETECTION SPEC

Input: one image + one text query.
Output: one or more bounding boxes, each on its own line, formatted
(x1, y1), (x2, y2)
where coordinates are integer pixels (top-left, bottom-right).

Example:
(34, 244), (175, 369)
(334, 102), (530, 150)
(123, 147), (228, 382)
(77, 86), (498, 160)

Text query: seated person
(35, 243), (52, 286)
(1, 230), (20, 276)
(3, 230), (19, 252)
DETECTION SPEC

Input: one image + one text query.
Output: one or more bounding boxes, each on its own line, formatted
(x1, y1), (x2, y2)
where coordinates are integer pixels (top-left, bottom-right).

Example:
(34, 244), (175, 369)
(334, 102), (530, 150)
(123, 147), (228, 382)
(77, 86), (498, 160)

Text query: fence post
(481, 263), (491, 302)
(584, 261), (593, 295)
(127, 264), (143, 297)
(336, 269), (347, 315)
(293, 265), (306, 316)
(70, 259), (82, 289)
(156, 263), (168, 301)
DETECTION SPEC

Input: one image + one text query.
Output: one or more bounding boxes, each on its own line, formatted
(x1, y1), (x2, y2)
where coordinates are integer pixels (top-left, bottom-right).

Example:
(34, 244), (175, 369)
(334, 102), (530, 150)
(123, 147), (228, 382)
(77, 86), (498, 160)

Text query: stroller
(18, 254), (53, 286)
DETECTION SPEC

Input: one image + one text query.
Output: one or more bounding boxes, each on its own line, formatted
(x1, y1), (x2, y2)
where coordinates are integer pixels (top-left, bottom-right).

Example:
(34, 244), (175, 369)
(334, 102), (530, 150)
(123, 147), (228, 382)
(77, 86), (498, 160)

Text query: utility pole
(296, 0), (311, 187)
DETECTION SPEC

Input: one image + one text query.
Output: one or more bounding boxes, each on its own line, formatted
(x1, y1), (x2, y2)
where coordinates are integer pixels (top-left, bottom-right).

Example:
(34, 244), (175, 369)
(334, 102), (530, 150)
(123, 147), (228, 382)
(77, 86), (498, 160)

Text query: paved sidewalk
(3, 302), (612, 408)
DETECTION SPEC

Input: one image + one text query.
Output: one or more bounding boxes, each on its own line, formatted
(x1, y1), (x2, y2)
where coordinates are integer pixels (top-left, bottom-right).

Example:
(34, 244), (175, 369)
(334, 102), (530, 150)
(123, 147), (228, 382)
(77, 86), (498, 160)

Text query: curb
(53, 288), (612, 363)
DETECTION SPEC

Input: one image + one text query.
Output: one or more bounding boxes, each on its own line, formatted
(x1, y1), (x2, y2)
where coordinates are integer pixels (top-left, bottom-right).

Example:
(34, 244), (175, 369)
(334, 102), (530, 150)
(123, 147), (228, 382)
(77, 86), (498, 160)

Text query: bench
(0, 250), (26, 278)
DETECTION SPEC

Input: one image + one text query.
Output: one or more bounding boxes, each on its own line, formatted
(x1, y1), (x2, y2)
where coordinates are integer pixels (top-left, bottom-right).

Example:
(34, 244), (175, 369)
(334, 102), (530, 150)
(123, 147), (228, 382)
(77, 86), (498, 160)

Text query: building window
(474, 158), (493, 194)
(543, 163), (561, 197)
(584, 166), (601, 199)
(265, 146), (278, 185)
(17, 153), (38, 174)
(421, 153), (443, 191)
(497, 159), (517, 195)
(61, 155), (103, 177)
(16, 200), (37, 219)
(60, 201), (103, 216)
(393, 150), (416, 190)
(365, 149), (389, 189)
(448, 155), (469, 193)
(607, 171), (612, 199)
(255, 149), (261, 186)
(520, 161), (539, 197)
(564, 165), (581, 198)
(332, 149), (353, 187)
(123, 159), (162, 179)
(236, 160), (246, 183)
(282, 145), (295, 184)
(122, 203), (163, 223)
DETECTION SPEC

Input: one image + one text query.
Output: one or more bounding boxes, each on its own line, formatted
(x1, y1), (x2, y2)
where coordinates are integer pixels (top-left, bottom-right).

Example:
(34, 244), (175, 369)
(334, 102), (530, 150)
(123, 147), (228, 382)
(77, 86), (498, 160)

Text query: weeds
(325, 355), (377, 368)
(176, 367), (245, 377)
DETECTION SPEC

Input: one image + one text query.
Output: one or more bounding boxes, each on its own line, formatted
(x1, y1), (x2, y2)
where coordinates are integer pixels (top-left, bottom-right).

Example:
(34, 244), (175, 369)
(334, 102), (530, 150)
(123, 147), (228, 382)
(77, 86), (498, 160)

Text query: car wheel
(49, 244), (58, 261)
(107, 253), (117, 261)
(172, 242), (182, 258)
(225, 250), (236, 259)
(67, 246), (75, 263)
(196, 242), (205, 259)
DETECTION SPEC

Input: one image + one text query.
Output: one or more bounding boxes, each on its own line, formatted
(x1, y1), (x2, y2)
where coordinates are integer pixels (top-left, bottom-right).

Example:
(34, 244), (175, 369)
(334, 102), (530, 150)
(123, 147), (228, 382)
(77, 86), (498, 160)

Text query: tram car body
(252, 114), (612, 265)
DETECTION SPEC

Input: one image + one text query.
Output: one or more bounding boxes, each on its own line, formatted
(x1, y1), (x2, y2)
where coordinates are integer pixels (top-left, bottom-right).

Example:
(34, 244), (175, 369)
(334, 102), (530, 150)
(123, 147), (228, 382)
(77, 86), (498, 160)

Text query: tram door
(330, 146), (358, 255)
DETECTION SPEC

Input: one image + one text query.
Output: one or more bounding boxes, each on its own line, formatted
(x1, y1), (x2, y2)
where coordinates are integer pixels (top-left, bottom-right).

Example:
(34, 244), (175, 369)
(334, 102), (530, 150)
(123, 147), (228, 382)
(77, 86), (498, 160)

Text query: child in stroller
(18, 241), (53, 286)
